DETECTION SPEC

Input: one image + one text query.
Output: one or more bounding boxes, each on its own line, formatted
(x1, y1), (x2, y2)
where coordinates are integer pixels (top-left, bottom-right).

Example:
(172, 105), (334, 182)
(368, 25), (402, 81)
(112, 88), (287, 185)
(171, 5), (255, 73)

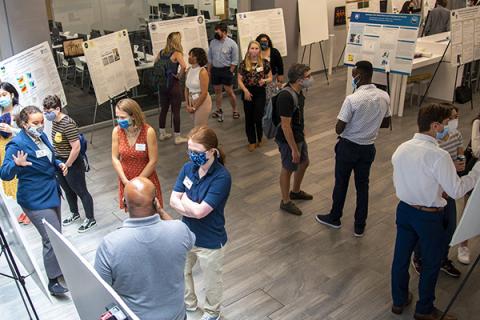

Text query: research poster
(450, 6), (480, 65)
(344, 12), (421, 75)
(451, 179), (480, 246)
(237, 8), (287, 57)
(82, 30), (139, 105)
(0, 41), (67, 108)
(149, 16), (209, 60)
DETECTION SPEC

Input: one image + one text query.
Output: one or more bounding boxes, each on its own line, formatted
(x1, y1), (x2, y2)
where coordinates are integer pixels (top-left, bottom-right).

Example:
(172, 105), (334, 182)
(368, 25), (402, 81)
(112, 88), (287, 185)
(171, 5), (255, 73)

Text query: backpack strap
(282, 86), (299, 111)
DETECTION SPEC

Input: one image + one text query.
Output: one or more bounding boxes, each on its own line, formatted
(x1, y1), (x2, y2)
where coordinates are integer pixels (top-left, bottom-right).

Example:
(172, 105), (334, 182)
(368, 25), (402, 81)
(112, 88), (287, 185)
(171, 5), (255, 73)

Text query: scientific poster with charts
(344, 12), (421, 75)
(149, 16), (209, 60)
(0, 41), (67, 107)
(82, 30), (139, 105)
(450, 6), (480, 65)
(237, 8), (287, 58)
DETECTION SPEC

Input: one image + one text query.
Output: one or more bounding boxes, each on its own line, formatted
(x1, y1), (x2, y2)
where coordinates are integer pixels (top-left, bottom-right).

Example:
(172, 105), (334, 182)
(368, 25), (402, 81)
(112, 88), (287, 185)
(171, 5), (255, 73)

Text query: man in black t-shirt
(275, 64), (314, 216)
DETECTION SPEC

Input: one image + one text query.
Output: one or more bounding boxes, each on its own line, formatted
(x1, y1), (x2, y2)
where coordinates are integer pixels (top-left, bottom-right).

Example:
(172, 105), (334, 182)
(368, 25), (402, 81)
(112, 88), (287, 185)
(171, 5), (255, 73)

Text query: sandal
(233, 112), (240, 119)
(211, 109), (223, 118)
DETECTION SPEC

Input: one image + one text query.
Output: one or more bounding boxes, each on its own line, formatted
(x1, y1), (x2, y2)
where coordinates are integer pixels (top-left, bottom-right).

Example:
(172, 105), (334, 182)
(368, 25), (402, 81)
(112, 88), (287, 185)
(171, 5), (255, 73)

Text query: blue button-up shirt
(173, 159), (232, 249)
(208, 37), (239, 68)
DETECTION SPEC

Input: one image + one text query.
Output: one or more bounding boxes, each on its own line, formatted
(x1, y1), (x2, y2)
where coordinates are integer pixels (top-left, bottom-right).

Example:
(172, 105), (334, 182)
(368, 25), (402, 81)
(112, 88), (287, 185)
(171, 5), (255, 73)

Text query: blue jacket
(0, 130), (62, 210)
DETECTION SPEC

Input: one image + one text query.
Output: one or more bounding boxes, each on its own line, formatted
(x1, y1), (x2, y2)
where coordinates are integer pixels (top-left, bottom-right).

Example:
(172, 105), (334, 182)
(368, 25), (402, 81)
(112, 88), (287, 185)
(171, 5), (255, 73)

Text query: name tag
(135, 143), (146, 152)
(54, 132), (62, 143)
(256, 66), (264, 72)
(183, 176), (193, 190)
(36, 149), (49, 158)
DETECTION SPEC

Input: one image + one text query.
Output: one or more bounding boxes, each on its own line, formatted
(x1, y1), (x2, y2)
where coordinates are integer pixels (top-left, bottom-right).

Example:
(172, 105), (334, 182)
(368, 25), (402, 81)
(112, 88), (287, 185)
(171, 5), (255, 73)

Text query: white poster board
(237, 8), (288, 58)
(44, 221), (139, 320)
(149, 16), (209, 61)
(451, 179), (480, 246)
(345, 12), (421, 75)
(0, 41), (67, 108)
(0, 190), (51, 301)
(298, 0), (329, 46)
(450, 6), (480, 65)
(82, 30), (139, 105)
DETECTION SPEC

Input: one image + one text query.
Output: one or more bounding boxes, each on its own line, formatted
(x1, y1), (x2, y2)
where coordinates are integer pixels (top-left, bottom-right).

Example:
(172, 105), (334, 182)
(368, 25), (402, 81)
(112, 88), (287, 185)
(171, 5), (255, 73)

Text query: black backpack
(263, 87), (299, 139)
(152, 51), (173, 89)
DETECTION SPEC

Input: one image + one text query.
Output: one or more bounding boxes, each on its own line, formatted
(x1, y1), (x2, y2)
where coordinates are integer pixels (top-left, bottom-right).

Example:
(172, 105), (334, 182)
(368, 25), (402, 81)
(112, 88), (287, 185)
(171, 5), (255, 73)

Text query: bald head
(124, 177), (158, 218)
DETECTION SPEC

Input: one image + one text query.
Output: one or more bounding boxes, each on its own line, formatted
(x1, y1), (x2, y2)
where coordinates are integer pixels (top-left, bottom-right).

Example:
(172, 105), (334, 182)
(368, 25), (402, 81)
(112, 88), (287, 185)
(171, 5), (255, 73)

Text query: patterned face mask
(187, 149), (208, 166)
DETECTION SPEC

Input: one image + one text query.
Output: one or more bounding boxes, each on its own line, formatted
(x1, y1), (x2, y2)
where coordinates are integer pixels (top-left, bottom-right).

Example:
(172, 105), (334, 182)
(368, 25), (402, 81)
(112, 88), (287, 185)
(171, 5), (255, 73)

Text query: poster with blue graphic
(344, 12), (421, 75)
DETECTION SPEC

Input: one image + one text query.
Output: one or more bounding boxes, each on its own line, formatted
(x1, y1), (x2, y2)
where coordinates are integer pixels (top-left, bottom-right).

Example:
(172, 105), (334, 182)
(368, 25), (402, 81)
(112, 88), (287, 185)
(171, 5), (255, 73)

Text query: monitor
(77, 33), (88, 41)
(90, 29), (102, 39)
(63, 38), (85, 58)
(173, 5), (184, 15)
(159, 4), (171, 15)
(104, 30), (114, 35)
(187, 6), (198, 17)
(201, 10), (211, 20)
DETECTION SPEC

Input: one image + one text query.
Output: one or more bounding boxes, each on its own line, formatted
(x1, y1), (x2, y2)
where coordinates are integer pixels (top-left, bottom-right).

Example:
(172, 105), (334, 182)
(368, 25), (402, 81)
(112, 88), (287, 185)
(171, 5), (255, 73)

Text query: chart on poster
(237, 8), (287, 57)
(0, 41), (67, 108)
(450, 6), (480, 65)
(344, 12), (421, 75)
(149, 16), (209, 59)
(82, 29), (139, 105)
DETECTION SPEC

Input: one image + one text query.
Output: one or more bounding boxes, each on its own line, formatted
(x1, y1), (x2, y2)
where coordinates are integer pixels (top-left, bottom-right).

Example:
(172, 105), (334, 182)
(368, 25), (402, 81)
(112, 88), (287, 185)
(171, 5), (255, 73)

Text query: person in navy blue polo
(170, 126), (231, 320)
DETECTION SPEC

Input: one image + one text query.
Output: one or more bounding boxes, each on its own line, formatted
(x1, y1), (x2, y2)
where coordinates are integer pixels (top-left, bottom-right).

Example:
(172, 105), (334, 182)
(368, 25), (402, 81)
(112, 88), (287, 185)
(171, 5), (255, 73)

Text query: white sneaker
(174, 135), (188, 145)
(200, 314), (220, 320)
(185, 305), (197, 312)
(159, 129), (172, 141)
(457, 246), (471, 265)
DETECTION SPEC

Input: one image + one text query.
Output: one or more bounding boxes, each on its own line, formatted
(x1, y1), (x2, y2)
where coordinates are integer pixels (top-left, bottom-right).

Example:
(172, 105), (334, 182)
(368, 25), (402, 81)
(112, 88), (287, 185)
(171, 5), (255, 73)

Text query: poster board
(82, 30), (139, 105)
(298, 0), (329, 46)
(44, 221), (139, 320)
(0, 190), (51, 301)
(346, 0), (381, 21)
(237, 8), (288, 58)
(450, 6), (480, 65)
(0, 41), (67, 108)
(344, 12), (421, 75)
(149, 16), (209, 61)
(451, 179), (480, 246)
(63, 38), (85, 58)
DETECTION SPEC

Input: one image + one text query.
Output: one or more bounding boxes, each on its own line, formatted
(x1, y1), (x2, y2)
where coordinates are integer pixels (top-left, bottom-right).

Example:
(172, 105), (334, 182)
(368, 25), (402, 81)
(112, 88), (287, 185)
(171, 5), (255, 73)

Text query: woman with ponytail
(170, 126), (231, 320)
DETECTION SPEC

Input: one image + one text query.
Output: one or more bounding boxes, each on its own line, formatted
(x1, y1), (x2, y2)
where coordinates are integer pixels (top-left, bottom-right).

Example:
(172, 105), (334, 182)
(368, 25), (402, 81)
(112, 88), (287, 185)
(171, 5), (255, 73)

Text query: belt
(410, 205), (444, 213)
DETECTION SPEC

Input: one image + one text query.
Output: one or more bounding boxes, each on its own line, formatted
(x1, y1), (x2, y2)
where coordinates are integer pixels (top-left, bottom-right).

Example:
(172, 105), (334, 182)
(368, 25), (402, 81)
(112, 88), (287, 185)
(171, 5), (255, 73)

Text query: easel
(385, 68), (393, 130)
(301, 41), (330, 85)
(453, 58), (475, 110)
(90, 89), (130, 144)
(0, 225), (39, 320)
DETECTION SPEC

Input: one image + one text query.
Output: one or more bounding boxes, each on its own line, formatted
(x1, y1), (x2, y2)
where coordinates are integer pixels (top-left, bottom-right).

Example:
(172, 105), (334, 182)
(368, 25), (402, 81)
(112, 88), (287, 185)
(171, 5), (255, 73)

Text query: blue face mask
(27, 125), (44, 138)
(352, 76), (360, 91)
(44, 111), (56, 122)
(117, 118), (131, 129)
(188, 150), (208, 166)
(0, 96), (12, 108)
(436, 125), (449, 140)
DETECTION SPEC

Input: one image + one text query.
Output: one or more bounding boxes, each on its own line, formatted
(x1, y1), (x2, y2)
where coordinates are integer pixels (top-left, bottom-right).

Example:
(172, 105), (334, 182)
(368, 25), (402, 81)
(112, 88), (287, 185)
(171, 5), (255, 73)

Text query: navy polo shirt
(173, 159), (232, 249)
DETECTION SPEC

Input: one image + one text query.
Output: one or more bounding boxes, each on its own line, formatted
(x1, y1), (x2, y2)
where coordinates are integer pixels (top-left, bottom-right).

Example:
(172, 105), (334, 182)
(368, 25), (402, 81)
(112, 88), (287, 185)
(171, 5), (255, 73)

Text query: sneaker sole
(186, 307), (198, 312)
(315, 216), (341, 229)
(63, 217), (80, 226)
(353, 232), (364, 238)
(440, 268), (461, 278)
(78, 223), (96, 233)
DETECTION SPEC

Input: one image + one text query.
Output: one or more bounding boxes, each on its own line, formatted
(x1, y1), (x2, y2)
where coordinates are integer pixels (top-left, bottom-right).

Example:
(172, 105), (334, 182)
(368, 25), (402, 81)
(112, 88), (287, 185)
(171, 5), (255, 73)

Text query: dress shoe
(391, 291), (413, 314)
(414, 307), (457, 320)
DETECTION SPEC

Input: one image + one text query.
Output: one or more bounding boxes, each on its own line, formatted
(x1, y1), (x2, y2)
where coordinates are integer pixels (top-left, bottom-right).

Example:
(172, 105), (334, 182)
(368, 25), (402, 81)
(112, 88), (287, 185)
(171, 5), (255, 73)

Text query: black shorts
(276, 140), (309, 172)
(211, 67), (234, 86)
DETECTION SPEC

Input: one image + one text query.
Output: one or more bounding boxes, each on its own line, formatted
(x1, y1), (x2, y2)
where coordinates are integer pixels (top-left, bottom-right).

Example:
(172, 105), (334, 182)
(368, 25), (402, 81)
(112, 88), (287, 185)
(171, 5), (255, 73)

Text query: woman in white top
(185, 48), (211, 127)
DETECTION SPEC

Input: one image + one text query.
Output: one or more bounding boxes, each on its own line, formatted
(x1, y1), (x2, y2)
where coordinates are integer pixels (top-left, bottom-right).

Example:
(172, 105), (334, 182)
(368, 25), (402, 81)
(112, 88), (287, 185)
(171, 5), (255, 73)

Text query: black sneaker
(411, 256), (422, 275)
(353, 225), (365, 237)
(62, 213), (80, 226)
(315, 214), (341, 229)
(78, 218), (96, 233)
(289, 190), (313, 201)
(280, 201), (303, 216)
(48, 282), (68, 296)
(441, 260), (461, 278)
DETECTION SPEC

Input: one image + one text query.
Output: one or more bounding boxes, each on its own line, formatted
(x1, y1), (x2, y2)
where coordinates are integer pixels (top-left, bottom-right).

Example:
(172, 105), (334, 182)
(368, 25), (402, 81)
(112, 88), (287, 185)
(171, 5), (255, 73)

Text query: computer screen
(187, 7), (198, 17)
(63, 38), (85, 58)
(201, 10), (211, 19)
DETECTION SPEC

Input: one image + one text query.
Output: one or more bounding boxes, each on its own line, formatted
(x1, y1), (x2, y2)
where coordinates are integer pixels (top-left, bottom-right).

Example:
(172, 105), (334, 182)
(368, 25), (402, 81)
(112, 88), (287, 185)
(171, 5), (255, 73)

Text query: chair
(73, 58), (87, 89)
(57, 52), (74, 80)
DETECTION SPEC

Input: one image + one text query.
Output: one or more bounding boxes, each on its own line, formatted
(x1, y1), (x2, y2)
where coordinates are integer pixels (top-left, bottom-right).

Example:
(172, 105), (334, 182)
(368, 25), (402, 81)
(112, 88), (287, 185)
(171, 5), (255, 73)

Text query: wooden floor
(1, 68), (479, 320)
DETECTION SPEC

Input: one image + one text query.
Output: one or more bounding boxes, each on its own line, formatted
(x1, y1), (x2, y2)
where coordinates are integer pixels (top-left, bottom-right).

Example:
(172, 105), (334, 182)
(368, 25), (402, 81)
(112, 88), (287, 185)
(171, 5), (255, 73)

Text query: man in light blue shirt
(94, 177), (195, 320)
(208, 23), (239, 122)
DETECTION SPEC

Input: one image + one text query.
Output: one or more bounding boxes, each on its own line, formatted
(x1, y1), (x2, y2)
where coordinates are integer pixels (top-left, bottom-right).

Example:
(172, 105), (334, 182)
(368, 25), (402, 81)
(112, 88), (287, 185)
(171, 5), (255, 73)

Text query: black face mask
(214, 32), (222, 40)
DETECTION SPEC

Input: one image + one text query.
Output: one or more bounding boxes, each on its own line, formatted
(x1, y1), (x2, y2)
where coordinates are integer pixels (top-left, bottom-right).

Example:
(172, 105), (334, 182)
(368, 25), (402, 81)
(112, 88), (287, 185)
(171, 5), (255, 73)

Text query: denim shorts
(276, 140), (309, 172)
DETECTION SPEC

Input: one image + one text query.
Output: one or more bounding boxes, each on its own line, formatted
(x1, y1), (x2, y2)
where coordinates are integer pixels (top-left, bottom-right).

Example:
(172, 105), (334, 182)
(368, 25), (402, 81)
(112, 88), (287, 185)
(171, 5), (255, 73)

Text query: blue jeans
(413, 197), (456, 263)
(391, 201), (446, 315)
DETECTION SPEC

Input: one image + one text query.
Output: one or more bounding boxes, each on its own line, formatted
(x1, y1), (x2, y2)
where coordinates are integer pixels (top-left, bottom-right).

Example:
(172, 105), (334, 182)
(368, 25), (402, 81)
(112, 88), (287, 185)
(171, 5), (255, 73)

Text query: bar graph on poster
(344, 12), (421, 75)
(0, 41), (67, 107)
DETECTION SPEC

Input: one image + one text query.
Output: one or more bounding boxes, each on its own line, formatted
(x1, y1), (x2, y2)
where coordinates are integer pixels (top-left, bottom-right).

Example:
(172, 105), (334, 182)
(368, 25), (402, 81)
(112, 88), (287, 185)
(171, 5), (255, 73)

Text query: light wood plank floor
(1, 68), (479, 320)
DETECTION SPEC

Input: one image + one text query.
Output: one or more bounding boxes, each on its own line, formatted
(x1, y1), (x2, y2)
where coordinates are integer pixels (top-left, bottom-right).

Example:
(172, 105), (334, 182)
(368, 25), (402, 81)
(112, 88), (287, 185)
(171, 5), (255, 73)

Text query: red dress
(118, 124), (163, 209)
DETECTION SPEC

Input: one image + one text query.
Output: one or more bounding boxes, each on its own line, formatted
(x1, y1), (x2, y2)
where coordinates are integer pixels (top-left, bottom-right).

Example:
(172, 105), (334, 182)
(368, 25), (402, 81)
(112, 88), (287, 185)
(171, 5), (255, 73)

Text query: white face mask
(448, 118), (458, 134)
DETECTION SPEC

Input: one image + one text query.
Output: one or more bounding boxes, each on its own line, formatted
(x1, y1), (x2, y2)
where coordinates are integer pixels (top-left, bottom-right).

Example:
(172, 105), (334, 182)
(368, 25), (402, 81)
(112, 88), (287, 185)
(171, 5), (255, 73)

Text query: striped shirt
(337, 84), (390, 145)
(52, 115), (79, 159)
(438, 131), (463, 160)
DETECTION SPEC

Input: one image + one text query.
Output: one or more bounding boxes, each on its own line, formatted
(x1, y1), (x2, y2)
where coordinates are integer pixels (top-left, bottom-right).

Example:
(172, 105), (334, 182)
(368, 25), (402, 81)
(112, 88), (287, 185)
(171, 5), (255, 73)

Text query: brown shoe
(256, 140), (264, 148)
(391, 292), (413, 315)
(248, 144), (256, 152)
(414, 307), (457, 320)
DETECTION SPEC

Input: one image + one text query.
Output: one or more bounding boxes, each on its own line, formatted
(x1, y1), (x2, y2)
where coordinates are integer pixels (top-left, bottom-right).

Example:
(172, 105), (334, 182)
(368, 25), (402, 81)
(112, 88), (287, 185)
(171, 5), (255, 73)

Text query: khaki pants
(184, 246), (224, 317)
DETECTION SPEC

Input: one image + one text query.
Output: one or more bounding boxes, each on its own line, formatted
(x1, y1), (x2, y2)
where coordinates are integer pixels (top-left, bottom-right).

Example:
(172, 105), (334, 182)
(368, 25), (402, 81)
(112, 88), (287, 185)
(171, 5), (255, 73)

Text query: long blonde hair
(243, 41), (264, 72)
(163, 32), (183, 55)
